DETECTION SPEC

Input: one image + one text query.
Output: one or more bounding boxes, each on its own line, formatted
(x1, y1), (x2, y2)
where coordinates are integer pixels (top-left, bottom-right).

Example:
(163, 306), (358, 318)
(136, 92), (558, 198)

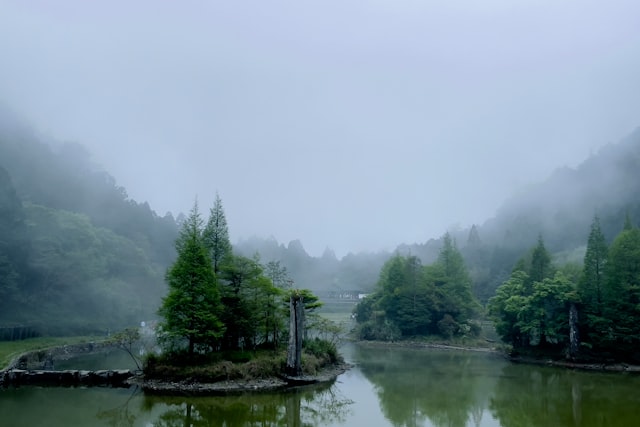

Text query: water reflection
(140, 382), (353, 427)
(354, 345), (505, 427)
(96, 387), (140, 427)
(6, 345), (640, 426)
(490, 363), (640, 427)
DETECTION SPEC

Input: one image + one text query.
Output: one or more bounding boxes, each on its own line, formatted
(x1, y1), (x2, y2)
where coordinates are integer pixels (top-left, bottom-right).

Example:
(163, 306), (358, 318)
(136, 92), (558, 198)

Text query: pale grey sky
(1, 0), (640, 256)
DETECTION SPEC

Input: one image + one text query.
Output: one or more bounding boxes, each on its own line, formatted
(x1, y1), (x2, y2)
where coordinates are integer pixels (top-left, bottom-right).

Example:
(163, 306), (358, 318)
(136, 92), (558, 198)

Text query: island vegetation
(143, 196), (343, 386)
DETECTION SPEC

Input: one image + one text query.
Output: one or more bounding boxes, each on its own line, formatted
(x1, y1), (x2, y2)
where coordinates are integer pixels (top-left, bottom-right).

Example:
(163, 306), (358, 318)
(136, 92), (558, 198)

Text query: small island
(131, 198), (348, 395)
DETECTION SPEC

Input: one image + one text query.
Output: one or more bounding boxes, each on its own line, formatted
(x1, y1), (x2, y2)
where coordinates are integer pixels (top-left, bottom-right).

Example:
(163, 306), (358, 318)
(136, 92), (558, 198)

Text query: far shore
(353, 338), (502, 354)
(353, 338), (640, 373)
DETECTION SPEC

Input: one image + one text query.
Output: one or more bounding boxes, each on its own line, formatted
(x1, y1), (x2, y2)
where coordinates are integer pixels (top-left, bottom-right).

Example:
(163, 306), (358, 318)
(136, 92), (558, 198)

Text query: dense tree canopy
(354, 234), (481, 341)
(158, 202), (225, 355)
(0, 120), (178, 336)
(156, 197), (324, 356)
(490, 220), (640, 362)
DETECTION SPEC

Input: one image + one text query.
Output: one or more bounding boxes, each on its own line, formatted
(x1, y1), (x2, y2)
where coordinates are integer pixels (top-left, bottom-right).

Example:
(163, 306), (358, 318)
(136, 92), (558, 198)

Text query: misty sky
(2, 1), (640, 257)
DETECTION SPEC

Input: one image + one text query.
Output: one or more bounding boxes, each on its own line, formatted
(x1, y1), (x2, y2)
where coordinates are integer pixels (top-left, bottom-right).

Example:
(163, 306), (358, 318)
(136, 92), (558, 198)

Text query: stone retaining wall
(0, 369), (134, 387)
(7, 341), (115, 370)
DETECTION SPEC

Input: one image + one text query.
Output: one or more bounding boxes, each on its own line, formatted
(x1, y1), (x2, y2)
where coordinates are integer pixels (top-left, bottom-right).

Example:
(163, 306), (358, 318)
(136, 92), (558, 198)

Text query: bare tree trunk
(286, 294), (304, 377)
(568, 302), (579, 359)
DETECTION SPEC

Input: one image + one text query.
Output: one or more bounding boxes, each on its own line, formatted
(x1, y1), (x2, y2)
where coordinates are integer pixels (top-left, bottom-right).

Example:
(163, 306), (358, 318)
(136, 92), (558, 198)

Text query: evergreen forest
(2, 109), (640, 363)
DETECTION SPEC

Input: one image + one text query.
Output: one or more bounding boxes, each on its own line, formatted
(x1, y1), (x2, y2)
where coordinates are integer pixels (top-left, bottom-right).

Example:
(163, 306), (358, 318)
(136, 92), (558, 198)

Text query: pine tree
(158, 201), (224, 355)
(437, 232), (478, 320)
(203, 193), (232, 274)
(579, 216), (608, 316)
(602, 226), (640, 356)
(467, 224), (481, 246)
(529, 235), (552, 284)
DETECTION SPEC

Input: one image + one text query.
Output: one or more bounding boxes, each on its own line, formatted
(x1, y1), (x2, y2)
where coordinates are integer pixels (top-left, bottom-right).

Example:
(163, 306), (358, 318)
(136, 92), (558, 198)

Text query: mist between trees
(2, 113), (640, 365)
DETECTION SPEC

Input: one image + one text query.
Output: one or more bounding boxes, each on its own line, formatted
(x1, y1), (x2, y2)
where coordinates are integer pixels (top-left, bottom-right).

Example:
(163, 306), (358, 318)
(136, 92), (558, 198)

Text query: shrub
(357, 320), (401, 341)
(304, 337), (339, 364)
(437, 314), (458, 339)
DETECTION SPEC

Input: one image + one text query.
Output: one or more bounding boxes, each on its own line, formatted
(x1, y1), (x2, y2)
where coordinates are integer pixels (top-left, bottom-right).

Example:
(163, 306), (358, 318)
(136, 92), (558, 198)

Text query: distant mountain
(481, 127), (640, 251)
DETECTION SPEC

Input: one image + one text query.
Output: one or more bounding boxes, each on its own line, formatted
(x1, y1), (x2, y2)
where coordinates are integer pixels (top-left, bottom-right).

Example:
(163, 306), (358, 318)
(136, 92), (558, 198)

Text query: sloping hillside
(0, 110), (178, 335)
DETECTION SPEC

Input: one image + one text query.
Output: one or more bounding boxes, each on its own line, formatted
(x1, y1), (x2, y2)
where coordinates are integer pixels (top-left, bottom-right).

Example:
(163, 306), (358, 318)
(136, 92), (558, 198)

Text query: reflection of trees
(356, 346), (501, 427)
(96, 387), (142, 427)
(142, 382), (353, 427)
(490, 364), (640, 427)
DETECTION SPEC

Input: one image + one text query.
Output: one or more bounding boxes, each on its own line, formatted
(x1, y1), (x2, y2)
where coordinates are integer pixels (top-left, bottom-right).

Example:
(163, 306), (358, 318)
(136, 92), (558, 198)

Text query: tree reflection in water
(96, 386), (142, 427)
(355, 345), (503, 427)
(140, 382), (353, 427)
(490, 363), (640, 427)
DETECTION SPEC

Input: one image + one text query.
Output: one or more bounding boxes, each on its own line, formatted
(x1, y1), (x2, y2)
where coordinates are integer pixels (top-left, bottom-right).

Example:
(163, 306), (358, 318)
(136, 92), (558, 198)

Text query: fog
(2, 0), (640, 257)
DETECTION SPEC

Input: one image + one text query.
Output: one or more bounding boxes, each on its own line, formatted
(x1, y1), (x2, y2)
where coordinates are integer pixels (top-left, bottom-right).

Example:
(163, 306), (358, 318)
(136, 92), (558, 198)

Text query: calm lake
(2, 342), (640, 426)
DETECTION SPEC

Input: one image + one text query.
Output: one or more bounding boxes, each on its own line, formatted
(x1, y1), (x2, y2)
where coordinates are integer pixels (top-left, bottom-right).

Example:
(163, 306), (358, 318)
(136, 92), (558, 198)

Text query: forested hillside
(393, 128), (640, 303)
(0, 111), (178, 335)
(3, 104), (639, 345)
(234, 127), (640, 308)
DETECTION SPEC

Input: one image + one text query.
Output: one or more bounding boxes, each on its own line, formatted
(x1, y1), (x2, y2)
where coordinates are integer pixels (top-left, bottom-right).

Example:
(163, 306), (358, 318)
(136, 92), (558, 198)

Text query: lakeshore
(132, 362), (350, 396)
(0, 342), (349, 394)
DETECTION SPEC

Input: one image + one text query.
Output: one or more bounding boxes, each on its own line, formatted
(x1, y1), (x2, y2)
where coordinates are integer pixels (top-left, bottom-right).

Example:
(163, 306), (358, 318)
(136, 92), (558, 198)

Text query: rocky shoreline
(0, 368), (134, 387)
(131, 363), (351, 396)
(509, 356), (640, 373)
(1, 342), (350, 394)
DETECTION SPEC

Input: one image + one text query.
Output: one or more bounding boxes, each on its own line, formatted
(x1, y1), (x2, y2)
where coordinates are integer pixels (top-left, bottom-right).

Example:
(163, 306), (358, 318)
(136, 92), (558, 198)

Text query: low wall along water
(0, 369), (134, 387)
(1, 341), (135, 388)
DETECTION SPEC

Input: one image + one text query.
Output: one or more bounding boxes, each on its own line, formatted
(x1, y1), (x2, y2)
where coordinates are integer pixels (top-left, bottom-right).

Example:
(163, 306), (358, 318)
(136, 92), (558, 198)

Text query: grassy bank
(0, 336), (101, 369)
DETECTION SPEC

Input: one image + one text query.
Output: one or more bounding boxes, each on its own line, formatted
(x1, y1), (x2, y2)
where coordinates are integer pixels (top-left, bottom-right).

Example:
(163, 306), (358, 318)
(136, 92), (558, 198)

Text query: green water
(2, 343), (640, 426)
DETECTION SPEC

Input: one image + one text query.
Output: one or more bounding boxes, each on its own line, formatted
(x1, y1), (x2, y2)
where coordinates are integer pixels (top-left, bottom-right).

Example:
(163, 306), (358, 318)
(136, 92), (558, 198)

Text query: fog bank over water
(2, 1), (640, 256)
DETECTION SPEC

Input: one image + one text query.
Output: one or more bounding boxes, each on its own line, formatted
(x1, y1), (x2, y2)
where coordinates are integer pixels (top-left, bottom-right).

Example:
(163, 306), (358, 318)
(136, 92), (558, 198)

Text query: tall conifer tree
(580, 216), (608, 316)
(158, 201), (224, 355)
(203, 193), (232, 273)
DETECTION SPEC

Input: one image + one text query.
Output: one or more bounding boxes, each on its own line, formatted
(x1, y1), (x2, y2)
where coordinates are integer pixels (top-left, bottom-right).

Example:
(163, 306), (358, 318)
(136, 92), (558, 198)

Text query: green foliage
(0, 126), (178, 336)
(357, 319), (401, 341)
(203, 193), (232, 273)
(303, 337), (339, 364)
(107, 327), (143, 370)
(489, 268), (577, 355)
(354, 235), (481, 341)
(0, 165), (27, 315)
(218, 254), (286, 350)
(578, 216), (609, 347)
(529, 235), (552, 284)
(489, 222), (640, 362)
(599, 226), (640, 359)
(144, 350), (286, 381)
(0, 202), (164, 334)
(488, 270), (530, 348)
(158, 202), (225, 355)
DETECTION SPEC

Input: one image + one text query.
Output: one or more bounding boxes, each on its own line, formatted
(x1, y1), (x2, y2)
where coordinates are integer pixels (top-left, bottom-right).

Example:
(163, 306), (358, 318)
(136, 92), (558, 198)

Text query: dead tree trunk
(286, 293), (304, 377)
(568, 302), (580, 359)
